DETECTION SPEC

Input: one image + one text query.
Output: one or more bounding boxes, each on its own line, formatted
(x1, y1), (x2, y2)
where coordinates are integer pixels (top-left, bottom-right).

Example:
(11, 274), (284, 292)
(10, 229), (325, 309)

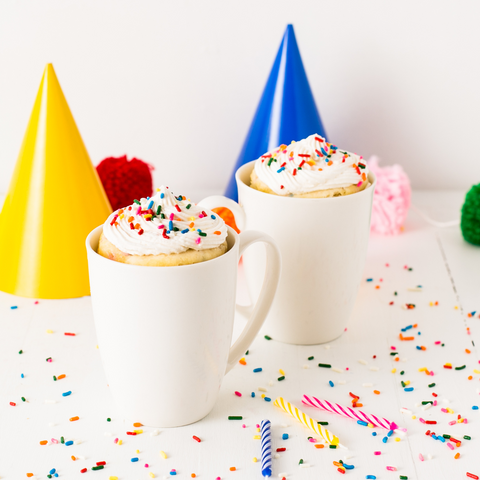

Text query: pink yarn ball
(368, 156), (411, 235)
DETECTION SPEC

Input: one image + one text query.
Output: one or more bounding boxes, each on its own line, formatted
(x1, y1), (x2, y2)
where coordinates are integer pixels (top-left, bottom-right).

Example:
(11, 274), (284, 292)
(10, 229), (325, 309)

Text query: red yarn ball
(96, 156), (154, 211)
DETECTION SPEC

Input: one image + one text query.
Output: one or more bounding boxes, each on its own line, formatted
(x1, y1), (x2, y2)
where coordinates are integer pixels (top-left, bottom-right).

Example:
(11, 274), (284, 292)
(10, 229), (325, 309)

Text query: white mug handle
(197, 195), (246, 232)
(226, 230), (281, 372)
(198, 196), (281, 374)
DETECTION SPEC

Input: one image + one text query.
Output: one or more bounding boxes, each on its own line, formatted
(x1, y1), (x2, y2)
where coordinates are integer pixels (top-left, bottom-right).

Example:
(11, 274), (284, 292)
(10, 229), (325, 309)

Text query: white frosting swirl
(254, 134), (369, 195)
(103, 186), (228, 256)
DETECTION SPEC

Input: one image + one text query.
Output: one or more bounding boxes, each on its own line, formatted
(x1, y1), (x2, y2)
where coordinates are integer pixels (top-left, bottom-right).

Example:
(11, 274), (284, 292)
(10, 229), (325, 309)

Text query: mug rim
(86, 225), (239, 270)
(235, 160), (376, 202)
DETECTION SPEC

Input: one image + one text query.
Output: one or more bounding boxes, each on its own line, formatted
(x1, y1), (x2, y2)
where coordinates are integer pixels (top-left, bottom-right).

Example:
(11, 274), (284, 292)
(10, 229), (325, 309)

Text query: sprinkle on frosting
(254, 134), (369, 196)
(103, 186), (228, 256)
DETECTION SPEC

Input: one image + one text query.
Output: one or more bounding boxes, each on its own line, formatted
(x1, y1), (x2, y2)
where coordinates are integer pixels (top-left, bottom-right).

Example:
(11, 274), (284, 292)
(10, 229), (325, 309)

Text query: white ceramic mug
(200, 161), (376, 345)
(86, 225), (280, 427)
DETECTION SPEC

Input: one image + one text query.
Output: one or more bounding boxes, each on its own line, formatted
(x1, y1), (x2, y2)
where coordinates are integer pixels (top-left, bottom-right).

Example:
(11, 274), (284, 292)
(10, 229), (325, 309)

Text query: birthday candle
(302, 395), (404, 432)
(273, 397), (342, 446)
(260, 419), (272, 477)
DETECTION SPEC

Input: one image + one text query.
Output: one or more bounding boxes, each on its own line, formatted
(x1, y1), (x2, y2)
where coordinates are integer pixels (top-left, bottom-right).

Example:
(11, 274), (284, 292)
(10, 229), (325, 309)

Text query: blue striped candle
(261, 419), (272, 477)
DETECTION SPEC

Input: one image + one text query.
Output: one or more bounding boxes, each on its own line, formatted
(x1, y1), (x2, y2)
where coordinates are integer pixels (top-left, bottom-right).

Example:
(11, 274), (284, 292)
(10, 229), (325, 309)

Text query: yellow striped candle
(274, 397), (342, 447)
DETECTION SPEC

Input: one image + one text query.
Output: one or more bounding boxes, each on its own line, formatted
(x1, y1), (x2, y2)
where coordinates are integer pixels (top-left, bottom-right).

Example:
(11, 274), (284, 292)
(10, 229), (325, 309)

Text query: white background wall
(1, 0), (480, 197)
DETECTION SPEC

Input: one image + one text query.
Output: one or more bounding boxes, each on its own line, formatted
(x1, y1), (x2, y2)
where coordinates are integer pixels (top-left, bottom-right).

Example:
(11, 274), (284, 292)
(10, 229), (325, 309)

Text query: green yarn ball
(461, 183), (480, 246)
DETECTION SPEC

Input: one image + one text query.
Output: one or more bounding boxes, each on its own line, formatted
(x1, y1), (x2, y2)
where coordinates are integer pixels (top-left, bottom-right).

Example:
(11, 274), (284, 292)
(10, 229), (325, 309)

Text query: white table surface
(1, 190), (479, 480)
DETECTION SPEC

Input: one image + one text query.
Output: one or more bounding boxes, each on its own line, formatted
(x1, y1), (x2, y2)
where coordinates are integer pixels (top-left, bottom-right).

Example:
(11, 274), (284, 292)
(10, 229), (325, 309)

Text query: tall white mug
(200, 161), (376, 345)
(86, 225), (280, 427)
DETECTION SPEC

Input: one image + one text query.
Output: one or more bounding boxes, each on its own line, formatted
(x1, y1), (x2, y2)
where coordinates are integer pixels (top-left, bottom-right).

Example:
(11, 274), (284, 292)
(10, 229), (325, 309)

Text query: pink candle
(302, 395), (405, 432)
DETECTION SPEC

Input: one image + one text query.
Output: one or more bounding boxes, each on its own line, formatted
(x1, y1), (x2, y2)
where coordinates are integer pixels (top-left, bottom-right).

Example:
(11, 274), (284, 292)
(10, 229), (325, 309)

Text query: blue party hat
(225, 24), (327, 201)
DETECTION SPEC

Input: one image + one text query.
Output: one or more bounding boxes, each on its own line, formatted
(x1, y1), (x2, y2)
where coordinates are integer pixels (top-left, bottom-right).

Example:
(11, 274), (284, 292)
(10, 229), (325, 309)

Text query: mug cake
(250, 133), (370, 198)
(98, 186), (228, 266)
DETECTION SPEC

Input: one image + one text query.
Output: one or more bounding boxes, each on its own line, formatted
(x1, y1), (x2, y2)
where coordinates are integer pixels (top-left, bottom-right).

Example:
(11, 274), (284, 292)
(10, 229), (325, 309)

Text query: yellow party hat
(0, 64), (112, 299)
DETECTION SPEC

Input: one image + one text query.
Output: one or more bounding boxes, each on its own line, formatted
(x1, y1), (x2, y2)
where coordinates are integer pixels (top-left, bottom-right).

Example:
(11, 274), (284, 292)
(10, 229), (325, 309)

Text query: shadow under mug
(86, 225), (281, 427)
(199, 161), (376, 345)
